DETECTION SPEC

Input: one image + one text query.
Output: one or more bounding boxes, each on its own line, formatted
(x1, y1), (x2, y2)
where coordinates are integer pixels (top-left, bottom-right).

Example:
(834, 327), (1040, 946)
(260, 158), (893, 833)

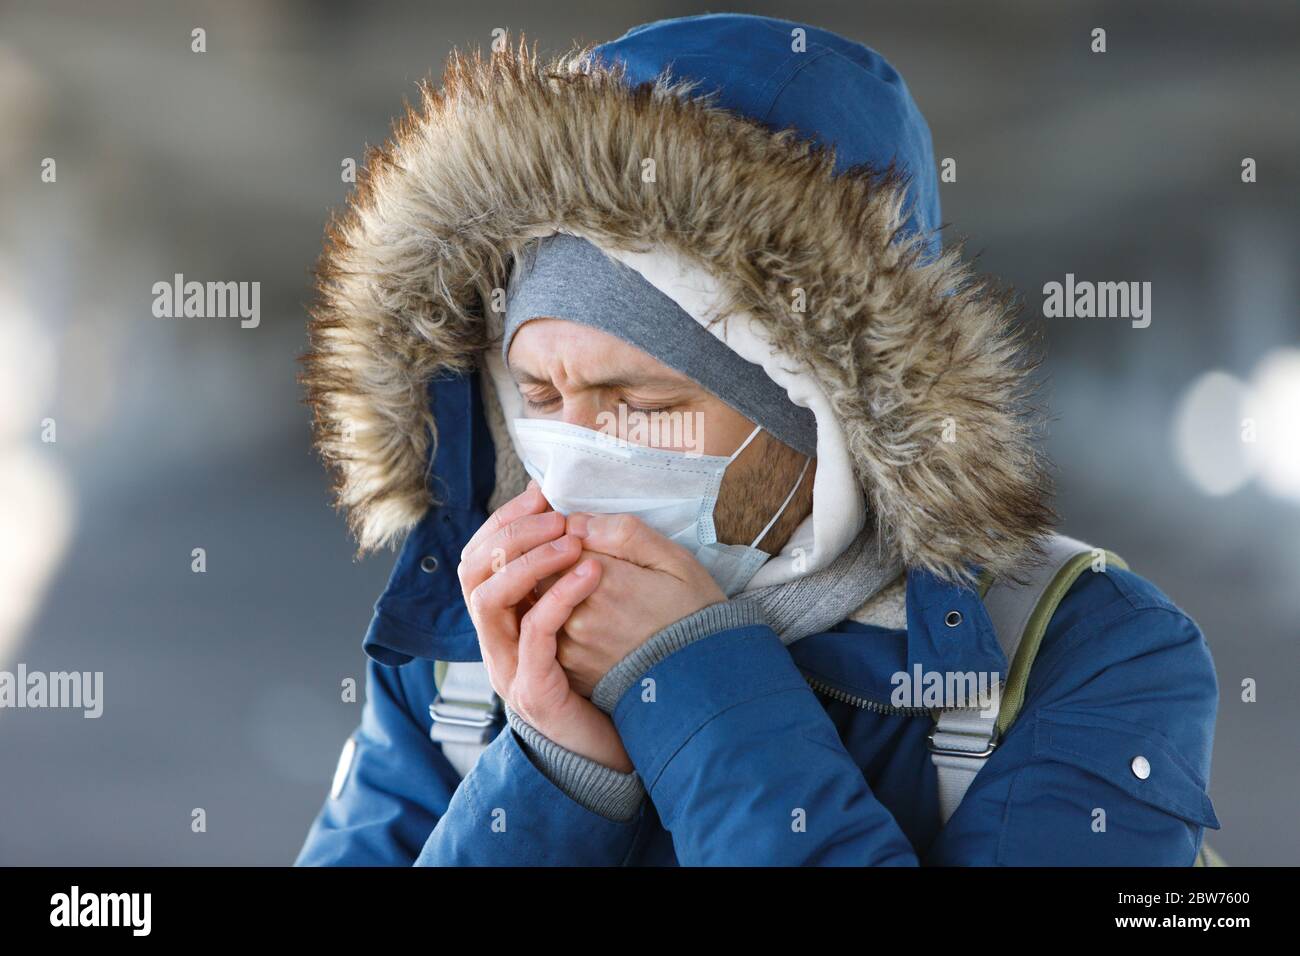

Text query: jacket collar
(783, 567), (1007, 706)
(363, 372), (494, 666)
(903, 567), (1007, 678)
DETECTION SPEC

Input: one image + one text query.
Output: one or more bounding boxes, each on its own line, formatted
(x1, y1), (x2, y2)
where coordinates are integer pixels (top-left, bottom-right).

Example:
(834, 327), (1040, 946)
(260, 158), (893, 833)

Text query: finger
(532, 572), (558, 600)
(459, 479), (548, 562)
(470, 591), (522, 684)
(472, 541), (570, 683)
(517, 558), (603, 685)
(552, 554), (625, 642)
(458, 510), (566, 595)
(467, 511), (567, 680)
(566, 512), (694, 577)
(461, 481), (551, 568)
(471, 533), (585, 617)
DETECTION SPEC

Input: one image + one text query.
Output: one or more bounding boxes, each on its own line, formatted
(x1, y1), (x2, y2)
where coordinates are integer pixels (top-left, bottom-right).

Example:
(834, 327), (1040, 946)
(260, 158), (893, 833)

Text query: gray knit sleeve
(591, 599), (767, 714)
(503, 704), (645, 823)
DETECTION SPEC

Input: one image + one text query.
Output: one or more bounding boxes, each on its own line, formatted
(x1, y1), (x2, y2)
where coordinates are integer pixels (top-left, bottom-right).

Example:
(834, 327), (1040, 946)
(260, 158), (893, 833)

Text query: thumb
(566, 513), (694, 578)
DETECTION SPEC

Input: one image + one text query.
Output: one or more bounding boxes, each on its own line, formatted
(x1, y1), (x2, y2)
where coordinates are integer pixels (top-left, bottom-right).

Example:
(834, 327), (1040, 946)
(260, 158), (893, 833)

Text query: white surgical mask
(512, 417), (811, 596)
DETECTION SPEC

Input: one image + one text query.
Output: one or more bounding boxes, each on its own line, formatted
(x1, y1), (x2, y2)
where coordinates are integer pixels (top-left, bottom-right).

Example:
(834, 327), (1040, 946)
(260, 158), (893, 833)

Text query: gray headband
(501, 233), (817, 458)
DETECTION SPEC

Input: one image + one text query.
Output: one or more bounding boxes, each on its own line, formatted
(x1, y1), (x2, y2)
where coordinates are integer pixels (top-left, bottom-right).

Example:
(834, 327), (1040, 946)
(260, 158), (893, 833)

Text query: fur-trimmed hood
(302, 16), (1054, 584)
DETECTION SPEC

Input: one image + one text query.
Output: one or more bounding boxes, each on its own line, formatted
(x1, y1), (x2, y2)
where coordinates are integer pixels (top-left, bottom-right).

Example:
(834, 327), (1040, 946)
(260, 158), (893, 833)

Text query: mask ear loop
(726, 424), (764, 463)
(749, 454), (813, 551)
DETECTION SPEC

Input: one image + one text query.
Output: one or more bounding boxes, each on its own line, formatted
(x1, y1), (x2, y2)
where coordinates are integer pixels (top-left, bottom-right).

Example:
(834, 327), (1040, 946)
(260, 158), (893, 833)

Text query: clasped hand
(455, 480), (725, 771)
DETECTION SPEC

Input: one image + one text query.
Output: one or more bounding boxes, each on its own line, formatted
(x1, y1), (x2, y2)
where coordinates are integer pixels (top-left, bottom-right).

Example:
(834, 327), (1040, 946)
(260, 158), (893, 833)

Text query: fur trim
(301, 37), (1055, 583)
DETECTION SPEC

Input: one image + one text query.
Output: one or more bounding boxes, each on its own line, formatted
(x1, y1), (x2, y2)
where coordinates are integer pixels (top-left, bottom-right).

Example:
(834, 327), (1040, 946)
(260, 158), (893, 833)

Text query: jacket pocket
(993, 709), (1219, 865)
(1032, 710), (1220, 829)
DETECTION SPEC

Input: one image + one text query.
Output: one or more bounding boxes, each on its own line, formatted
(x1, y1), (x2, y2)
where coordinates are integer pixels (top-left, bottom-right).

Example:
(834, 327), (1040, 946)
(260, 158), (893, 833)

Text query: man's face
(507, 318), (815, 551)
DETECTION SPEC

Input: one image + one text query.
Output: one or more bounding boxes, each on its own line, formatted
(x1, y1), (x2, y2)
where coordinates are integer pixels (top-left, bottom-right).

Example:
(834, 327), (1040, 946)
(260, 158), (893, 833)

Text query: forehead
(507, 318), (694, 388)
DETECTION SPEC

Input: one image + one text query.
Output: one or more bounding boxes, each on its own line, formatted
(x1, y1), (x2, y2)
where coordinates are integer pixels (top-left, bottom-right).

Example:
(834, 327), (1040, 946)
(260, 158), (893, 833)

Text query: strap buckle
(926, 725), (1000, 760)
(428, 694), (502, 745)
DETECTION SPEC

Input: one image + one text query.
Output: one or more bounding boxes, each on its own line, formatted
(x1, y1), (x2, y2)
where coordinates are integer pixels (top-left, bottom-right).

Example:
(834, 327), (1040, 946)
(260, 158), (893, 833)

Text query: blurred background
(0, 0), (1295, 865)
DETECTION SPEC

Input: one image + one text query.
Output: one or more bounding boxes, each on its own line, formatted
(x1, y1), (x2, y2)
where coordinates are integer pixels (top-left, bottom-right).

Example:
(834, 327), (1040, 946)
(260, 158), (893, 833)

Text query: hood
(302, 14), (1054, 585)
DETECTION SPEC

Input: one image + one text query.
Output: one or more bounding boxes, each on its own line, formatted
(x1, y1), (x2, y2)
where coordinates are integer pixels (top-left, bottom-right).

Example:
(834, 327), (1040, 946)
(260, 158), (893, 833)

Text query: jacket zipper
(801, 672), (931, 716)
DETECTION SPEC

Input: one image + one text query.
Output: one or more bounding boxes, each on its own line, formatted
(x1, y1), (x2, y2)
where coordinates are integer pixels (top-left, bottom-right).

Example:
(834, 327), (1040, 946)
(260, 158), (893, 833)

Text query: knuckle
(499, 519), (519, 546)
(511, 689), (534, 716)
(512, 682), (544, 718)
(610, 513), (641, 544)
(520, 600), (553, 638)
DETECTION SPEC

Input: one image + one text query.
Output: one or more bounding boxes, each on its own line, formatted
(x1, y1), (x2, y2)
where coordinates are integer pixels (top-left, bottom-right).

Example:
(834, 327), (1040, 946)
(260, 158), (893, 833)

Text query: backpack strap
(930, 534), (1127, 826)
(429, 660), (501, 778)
(1195, 843), (1228, 867)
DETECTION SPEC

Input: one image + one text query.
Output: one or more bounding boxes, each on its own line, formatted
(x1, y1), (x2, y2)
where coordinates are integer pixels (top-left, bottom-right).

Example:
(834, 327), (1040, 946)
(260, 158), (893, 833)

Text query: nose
(555, 396), (605, 433)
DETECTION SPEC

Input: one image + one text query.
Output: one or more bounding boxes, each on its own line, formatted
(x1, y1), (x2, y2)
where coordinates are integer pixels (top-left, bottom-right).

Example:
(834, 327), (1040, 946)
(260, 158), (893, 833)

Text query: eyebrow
(510, 367), (692, 391)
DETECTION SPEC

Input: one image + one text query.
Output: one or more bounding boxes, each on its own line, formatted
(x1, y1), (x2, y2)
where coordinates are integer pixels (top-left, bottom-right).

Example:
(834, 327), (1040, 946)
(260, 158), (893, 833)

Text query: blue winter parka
(294, 14), (1220, 866)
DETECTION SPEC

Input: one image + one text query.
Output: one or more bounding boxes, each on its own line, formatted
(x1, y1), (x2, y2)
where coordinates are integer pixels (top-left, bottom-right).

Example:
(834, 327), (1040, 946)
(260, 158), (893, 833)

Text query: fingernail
(550, 534), (574, 551)
(568, 513), (591, 538)
(573, 560), (592, 577)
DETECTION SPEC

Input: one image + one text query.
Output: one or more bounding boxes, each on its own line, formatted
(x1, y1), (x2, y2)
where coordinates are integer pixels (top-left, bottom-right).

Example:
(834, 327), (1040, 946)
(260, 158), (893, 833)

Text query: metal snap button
(420, 555), (439, 573)
(944, 610), (963, 627)
(1131, 755), (1151, 780)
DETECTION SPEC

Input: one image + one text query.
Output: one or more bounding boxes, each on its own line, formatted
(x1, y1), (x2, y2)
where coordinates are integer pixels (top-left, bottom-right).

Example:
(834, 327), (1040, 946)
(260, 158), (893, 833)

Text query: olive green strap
(995, 546), (1127, 734)
(1195, 843), (1229, 866)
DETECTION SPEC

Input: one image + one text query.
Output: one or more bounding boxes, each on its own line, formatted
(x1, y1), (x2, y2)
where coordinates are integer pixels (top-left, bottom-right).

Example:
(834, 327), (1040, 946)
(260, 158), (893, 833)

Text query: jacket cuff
(610, 620), (808, 790)
(503, 704), (645, 823)
(590, 599), (766, 714)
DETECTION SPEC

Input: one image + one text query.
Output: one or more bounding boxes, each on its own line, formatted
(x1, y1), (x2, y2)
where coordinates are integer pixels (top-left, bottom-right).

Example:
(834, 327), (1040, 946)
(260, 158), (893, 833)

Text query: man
(296, 14), (1220, 865)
